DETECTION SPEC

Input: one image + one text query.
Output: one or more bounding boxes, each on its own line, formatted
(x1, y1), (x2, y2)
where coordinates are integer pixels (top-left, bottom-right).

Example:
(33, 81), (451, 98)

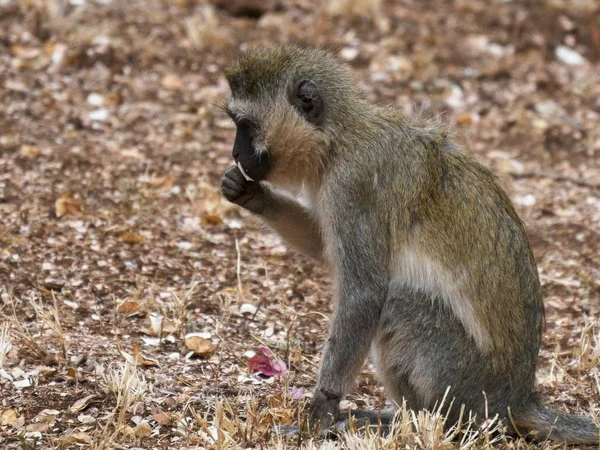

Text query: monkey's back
(328, 116), (544, 376)
(369, 133), (545, 421)
(431, 148), (543, 354)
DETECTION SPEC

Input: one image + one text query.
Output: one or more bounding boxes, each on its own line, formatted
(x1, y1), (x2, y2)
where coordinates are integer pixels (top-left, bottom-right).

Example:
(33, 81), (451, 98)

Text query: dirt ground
(1, 0), (600, 448)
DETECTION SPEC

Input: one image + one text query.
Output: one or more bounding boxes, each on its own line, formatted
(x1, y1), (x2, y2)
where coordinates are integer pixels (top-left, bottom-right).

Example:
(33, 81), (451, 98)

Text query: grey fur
(220, 45), (599, 445)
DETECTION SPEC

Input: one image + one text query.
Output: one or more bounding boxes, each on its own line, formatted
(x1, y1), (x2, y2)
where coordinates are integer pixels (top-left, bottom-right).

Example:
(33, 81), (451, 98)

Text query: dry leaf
(161, 73), (183, 91)
(1, 408), (18, 426)
(60, 432), (91, 445)
(133, 343), (159, 367)
(147, 175), (175, 189)
(456, 113), (472, 126)
(19, 145), (41, 158)
(185, 333), (217, 358)
(39, 368), (58, 379)
(78, 414), (96, 424)
(26, 422), (49, 432)
(121, 148), (143, 159)
(122, 231), (144, 244)
(201, 214), (223, 225)
(134, 421), (152, 437)
(137, 353), (159, 366)
(152, 408), (179, 426)
(44, 278), (65, 290)
(55, 192), (82, 217)
(42, 40), (55, 56)
(36, 409), (59, 427)
(70, 395), (96, 414)
(10, 44), (40, 59)
(104, 92), (121, 106)
(120, 350), (137, 366)
(248, 347), (287, 378)
(117, 300), (143, 315)
(147, 313), (177, 336)
(4, 79), (28, 92)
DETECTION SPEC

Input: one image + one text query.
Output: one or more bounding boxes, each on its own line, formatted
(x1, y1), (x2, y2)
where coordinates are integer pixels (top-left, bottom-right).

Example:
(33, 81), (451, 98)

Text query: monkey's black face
(231, 118), (271, 182)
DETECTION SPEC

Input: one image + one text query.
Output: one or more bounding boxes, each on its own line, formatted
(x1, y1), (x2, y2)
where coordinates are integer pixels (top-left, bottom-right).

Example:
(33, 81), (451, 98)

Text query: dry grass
(0, 293), (53, 363)
(0, 321), (10, 370)
(183, 393), (531, 450)
(576, 320), (600, 375)
(28, 292), (68, 362)
(83, 362), (150, 449)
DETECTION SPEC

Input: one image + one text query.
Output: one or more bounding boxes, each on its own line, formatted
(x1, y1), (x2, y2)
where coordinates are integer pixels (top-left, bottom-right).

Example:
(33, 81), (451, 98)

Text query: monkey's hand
(221, 166), (266, 214)
(308, 389), (341, 433)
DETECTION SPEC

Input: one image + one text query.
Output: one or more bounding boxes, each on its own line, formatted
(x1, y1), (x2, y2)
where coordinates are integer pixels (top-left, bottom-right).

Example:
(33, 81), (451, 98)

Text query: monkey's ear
(290, 79), (325, 126)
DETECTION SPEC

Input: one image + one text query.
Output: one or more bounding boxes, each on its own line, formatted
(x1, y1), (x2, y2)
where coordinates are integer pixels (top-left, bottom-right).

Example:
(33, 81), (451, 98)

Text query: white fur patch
(408, 354), (437, 406)
(391, 250), (489, 350)
(298, 184), (315, 208)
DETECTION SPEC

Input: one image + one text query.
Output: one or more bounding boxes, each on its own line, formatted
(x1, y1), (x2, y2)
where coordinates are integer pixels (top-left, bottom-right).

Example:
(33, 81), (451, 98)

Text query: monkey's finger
(221, 176), (244, 193)
(224, 165), (247, 185)
(236, 192), (256, 207)
(221, 186), (241, 200)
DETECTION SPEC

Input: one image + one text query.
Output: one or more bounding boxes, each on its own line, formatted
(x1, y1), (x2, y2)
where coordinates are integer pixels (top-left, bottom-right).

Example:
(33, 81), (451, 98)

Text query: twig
(509, 170), (600, 190)
(0, 321), (9, 369)
(539, 273), (581, 288)
(590, 2), (600, 52)
(251, 261), (269, 321)
(235, 238), (243, 299)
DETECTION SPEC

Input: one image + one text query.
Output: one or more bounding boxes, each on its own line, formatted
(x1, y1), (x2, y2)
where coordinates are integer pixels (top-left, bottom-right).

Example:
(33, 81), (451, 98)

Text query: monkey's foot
(275, 424), (301, 437)
(275, 417), (387, 440)
(274, 422), (343, 439)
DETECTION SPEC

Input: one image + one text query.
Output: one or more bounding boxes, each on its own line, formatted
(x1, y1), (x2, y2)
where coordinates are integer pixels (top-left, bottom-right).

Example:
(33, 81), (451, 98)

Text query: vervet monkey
(220, 44), (598, 444)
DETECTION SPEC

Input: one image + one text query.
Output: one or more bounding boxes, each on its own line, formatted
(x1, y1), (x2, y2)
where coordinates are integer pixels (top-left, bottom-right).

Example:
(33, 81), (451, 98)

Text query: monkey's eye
(236, 118), (257, 138)
(226, 110), (257, 138)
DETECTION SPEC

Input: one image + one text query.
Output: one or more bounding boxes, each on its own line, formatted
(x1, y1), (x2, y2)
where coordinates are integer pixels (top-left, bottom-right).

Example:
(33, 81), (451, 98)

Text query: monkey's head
(223, 45), (356, 189)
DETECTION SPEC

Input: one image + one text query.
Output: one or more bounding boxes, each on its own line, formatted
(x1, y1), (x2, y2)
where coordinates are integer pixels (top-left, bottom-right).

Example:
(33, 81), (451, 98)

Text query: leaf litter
(0, 0), (599, 448)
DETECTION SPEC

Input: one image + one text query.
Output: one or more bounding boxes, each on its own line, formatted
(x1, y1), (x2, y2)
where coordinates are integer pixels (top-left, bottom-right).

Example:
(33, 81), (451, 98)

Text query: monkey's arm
(261, 189), (324, 262)
(221, 166), (324, 261)
(310, 202), (389, 427)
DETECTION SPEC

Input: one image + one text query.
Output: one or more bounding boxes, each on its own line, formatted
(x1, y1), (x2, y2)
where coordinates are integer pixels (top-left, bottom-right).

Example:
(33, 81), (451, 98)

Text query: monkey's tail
(346, 408), (396, 424)
(513, 394), (599, 445)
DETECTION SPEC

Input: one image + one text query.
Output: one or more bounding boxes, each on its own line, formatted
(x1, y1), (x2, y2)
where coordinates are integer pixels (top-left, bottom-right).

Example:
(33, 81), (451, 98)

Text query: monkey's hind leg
(375, 283), (532, 432)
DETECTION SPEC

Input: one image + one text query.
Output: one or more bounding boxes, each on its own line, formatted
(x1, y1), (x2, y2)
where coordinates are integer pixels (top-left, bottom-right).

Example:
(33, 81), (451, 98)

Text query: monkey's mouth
(234, 148), (271, 182)
(237, 161), (255, 182)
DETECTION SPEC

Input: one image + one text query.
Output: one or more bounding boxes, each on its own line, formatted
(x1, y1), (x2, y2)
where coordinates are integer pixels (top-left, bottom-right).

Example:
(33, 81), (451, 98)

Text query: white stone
(555, 45), (587, 66)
